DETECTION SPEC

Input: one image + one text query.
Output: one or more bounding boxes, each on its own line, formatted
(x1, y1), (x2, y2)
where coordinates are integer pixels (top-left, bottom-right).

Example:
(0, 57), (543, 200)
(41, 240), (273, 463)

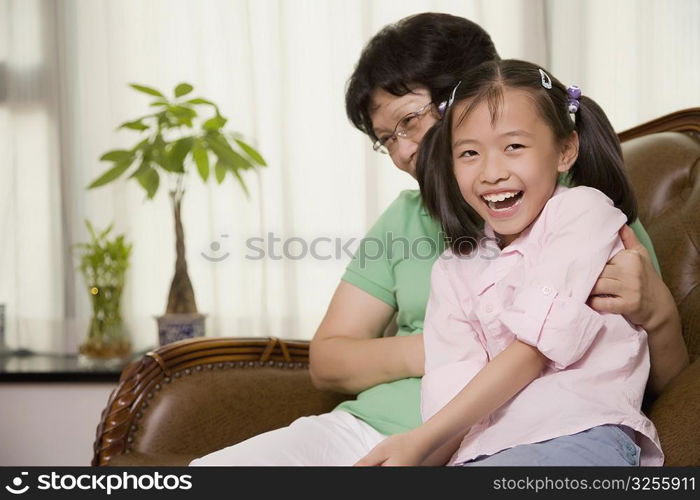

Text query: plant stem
(166, 185), (198, 314)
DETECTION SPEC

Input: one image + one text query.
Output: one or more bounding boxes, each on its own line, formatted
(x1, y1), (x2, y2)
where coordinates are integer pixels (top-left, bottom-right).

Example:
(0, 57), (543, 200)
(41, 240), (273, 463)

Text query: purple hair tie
(567, 85), (581, 114)
(438, 81), (462, 117)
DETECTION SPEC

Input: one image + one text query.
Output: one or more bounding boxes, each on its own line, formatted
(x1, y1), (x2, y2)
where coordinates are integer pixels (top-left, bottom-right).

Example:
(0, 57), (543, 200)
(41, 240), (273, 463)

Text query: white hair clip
(439, 81), (462, 117)
(539, 69), (552, 89)
(448, 80), (462, 107)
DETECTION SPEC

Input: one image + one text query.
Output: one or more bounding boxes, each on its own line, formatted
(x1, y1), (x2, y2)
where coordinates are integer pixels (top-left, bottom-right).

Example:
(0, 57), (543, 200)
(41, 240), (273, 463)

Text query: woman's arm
(355, 340), (546, 466)
(309, 281), (424, 394)
(588, 226), (689, 395)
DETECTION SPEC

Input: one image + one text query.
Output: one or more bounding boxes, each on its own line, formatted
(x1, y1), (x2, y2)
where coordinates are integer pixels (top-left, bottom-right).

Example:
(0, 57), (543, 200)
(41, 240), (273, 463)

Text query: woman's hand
(588, 225), (688, 395)
(354, 431), (430, 466)
(588, 225), (660, 327)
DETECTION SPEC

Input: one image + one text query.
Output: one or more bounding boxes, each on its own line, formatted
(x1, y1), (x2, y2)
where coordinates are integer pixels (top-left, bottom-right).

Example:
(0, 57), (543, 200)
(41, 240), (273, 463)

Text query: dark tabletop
(0, 348), (151, 383)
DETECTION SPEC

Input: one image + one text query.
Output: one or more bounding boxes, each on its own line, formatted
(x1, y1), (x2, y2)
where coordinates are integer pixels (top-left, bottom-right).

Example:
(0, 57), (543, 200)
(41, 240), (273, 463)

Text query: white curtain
(1, 0), (698, 354)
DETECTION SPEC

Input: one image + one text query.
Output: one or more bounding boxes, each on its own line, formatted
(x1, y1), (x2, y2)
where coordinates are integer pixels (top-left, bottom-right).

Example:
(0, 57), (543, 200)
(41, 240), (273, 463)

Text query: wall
(0, 383), (116, 466)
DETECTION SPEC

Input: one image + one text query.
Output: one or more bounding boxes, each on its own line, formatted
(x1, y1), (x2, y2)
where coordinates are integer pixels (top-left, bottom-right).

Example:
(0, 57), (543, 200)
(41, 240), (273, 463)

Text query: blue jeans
(459, 425), (641, 466)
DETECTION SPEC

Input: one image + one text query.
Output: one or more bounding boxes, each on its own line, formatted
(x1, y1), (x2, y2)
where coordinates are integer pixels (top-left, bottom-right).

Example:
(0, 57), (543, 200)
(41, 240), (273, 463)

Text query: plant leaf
(88, 161), (132, 189)
(132, 138), (151, 157)
(229, 165), (250, 198)
(129, 83), (164, 98)
(193, 148), (209, 182)
(203, 115), (227, 132)
(128, 161), (151, 179)
(100, 150), (134, 162)
(186, 98), (215, 106)
(235, 139), (267, 166)
(98, 223), (114, 240)
(118, 119), (149, 131)
(168, 137), (194, 173)
(144, 134), (176, 173)
(168, 105), (197, 118)
(85, 220), (97, 240)
(155, 111), (171, 129)
(134, 164), (160, 198)
(167, 105), (197, 127)
(174, 83), (194, 98)
(214, 161), (227, 184)
(207, 134), (251, 171)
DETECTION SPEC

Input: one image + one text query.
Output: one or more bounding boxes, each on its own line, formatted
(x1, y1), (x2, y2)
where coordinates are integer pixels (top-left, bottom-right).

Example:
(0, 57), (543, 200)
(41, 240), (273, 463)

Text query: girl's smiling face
(451, 87), (578, 247)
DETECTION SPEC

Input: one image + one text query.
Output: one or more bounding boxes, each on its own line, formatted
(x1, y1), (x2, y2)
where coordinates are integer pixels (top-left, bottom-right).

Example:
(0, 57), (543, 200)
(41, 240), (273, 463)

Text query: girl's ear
(557, 131), (579, 173)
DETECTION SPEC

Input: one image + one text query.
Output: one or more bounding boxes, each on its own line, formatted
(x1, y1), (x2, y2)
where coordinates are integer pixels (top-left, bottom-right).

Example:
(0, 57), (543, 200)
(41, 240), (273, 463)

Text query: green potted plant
(74, 220), (132, 363)
(88, 82), (266, 345)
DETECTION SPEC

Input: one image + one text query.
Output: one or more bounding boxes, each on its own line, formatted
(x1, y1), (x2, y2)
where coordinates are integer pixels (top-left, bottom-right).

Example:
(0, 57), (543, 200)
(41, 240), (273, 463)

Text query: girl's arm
(588, 225), (689, 395)
(309, 281), (424, 394)
(356, 340), (546, 466)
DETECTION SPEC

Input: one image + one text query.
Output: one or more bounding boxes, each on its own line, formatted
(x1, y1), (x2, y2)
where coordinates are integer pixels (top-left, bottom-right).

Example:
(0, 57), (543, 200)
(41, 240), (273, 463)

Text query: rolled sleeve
(500, 290), (605, 370)
(498, 187), (626, 369)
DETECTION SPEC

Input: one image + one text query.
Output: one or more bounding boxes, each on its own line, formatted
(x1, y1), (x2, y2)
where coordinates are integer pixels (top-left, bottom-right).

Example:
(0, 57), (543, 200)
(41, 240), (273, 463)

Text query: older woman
(191, 13), (687, 466)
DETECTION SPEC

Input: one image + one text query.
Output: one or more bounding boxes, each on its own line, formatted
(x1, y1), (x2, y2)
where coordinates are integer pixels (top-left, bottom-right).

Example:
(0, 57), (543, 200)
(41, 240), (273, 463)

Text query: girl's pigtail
(416, 120), (447, 221)
(417, 115), (482, 254)
(569, 96), (638, 223)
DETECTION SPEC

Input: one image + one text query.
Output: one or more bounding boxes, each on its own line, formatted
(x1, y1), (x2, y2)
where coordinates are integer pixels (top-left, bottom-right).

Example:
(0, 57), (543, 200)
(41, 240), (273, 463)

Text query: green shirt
(336, 189), (659, 436)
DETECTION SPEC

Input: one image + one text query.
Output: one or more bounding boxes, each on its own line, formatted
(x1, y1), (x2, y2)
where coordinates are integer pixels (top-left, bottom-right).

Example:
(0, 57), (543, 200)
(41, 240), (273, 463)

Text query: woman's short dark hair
(417, 59), (638, 254)
(345, 12), (500, 142)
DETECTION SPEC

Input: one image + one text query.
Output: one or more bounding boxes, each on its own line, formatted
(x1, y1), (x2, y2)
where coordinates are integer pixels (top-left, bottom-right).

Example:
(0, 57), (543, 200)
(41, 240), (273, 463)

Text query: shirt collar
(472, 225), (529, 296)
(484, 224), (530, 256)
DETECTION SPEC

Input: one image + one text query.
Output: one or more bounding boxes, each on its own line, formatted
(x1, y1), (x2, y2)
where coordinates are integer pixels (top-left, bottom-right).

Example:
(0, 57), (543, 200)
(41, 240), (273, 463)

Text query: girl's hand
(354, 432), (430, 466)
(588, 225), (662, 328)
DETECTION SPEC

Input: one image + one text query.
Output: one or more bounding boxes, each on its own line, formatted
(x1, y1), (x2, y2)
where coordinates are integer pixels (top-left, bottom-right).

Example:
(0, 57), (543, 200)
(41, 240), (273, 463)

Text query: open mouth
(481, 191), (524, 212)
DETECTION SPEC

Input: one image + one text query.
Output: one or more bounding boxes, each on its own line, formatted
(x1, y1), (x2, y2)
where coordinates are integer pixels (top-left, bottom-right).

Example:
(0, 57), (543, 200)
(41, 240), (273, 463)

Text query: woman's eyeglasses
(372, 102), (434, 154)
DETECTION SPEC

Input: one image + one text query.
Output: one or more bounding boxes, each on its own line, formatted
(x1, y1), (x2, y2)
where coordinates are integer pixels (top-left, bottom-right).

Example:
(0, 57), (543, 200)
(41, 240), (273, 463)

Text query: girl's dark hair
(417, 59), (638, 254)
(345, 13), (500, 142)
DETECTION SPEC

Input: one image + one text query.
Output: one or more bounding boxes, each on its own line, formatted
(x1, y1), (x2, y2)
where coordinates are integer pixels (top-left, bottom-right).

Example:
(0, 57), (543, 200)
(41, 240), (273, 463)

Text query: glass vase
(79, 284), (131, 366)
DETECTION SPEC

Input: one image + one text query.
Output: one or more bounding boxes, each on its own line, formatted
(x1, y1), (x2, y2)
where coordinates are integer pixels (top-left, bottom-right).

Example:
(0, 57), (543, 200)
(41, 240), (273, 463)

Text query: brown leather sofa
(93, 108), (700, 466)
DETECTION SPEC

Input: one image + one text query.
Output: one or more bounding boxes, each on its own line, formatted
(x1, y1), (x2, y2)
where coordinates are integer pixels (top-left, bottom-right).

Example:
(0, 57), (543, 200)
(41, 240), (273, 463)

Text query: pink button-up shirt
(421, 186), (663, 466)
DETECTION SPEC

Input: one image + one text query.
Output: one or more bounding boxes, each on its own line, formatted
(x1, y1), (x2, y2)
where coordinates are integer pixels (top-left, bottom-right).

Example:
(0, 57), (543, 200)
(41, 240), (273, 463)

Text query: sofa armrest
(92, 337), (351, 466)
(648, 357), (700, 465)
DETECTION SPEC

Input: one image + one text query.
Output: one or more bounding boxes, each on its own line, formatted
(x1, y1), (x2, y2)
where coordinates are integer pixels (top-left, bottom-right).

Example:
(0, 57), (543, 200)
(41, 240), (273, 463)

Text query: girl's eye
(505, 144), (524, 151)
(459, 150), (479, 158)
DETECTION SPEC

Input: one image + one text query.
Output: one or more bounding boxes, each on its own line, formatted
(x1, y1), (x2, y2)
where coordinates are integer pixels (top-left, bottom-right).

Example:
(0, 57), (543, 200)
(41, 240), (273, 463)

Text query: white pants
(189, 410), (387, 466)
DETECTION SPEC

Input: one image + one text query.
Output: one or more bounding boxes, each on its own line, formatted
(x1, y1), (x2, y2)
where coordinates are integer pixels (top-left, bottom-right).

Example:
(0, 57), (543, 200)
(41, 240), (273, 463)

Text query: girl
(356, 59), (664, 466)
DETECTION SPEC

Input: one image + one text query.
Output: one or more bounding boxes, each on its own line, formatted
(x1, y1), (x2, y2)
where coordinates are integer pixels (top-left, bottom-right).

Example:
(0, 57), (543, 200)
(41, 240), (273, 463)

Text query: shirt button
(485, 304), (493, 313)
(541, 286), (552, 295)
